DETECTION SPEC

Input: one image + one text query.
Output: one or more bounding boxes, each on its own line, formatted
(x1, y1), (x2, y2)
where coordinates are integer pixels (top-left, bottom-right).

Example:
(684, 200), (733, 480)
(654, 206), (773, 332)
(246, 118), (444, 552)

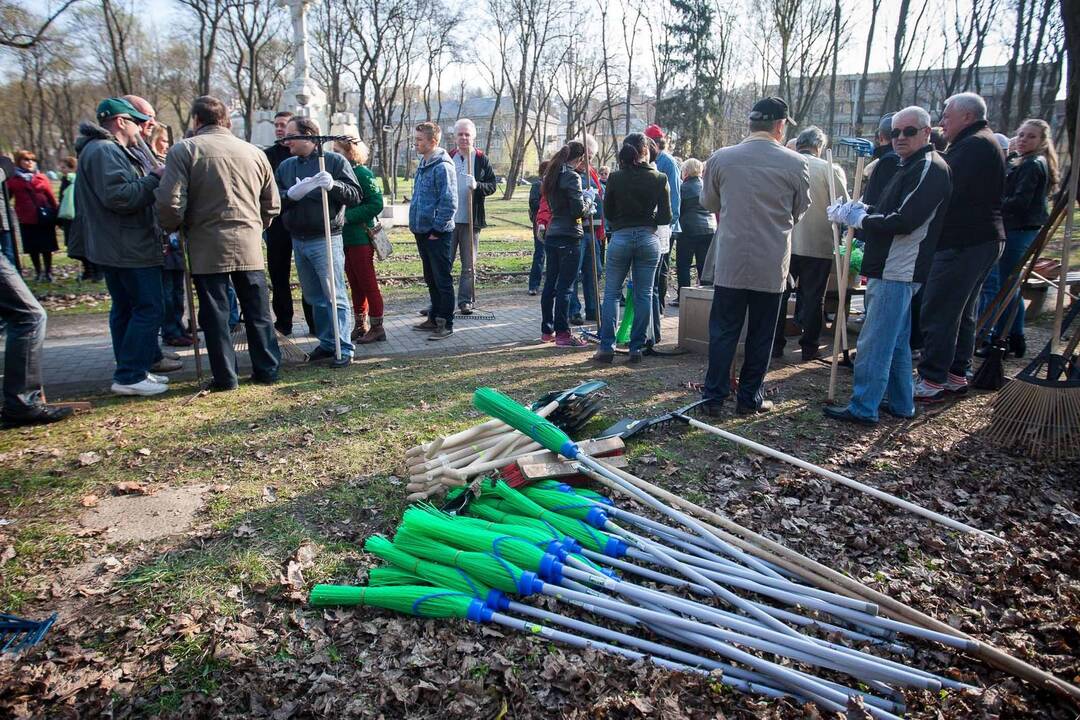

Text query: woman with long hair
(540, 141), (591, 347)
(6, 150), (59, 282)
(334, 137), (386, 343)
(977, 118), (1059, 358)
(593, 133), (671, 363)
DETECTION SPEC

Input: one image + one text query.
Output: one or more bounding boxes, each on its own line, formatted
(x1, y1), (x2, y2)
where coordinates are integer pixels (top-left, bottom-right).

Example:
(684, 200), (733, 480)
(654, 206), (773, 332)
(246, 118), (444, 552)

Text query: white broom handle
(828, 154), (865, 401)
(318, 154), (342, 361)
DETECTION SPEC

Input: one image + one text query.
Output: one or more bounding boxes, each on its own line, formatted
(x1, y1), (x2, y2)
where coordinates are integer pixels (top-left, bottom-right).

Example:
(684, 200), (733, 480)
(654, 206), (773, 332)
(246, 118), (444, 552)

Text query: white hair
(454, 118), (477, 135)
(795, 125), (827, 150)
(893, 105), (932, 130)
(944, 92), (987, 121)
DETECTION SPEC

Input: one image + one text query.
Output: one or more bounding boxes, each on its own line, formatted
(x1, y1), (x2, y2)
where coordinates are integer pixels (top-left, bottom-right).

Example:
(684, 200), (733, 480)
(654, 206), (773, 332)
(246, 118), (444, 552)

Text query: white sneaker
(147, 373), (170, 384)
(111, 379), (168, 396)
(913, 375), (945, 402)
(944, 372), (969, 395)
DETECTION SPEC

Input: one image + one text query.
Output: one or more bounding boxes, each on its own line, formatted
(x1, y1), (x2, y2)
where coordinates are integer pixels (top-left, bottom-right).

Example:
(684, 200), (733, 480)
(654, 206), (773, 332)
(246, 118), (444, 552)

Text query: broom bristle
(368, 558), (494, 600)
(489, 482), (612, 554)
(392, 526), (535, 593)
(400, 506), (549, 571)
(368, 566), (425, 586)
(231, 325), (309, 364)
(519, 485), (596, 520)
(310, 584), (477, 617)
(365, 535), (487, 596)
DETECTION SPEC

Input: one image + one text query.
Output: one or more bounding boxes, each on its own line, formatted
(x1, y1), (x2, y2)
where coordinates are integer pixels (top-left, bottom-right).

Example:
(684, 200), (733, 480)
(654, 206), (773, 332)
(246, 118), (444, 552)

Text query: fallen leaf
(114, 481), (151, 495)
(161, 656), (178, 674)
(0, 545), (15, 565)
(233, 524), (257, 538)
(81, 494), (100, 508)
(136, 448), (151, 456)
(102, 556), (123, 572)
(263, 486), (278, 504)
(78, 452), (101, 466)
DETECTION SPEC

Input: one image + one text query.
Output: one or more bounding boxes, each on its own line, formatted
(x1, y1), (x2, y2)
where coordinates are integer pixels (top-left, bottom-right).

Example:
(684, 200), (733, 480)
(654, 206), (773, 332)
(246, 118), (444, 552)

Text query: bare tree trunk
(826, 0), (840, 139)
(999, 0), (1028, 131)
(1062, 0), (1078, 153)
(853, 0), (882, 135)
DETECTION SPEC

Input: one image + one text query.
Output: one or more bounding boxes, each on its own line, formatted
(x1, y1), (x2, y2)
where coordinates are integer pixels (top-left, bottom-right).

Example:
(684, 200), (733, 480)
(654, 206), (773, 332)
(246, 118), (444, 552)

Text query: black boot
(1008, 334), (1026, 358)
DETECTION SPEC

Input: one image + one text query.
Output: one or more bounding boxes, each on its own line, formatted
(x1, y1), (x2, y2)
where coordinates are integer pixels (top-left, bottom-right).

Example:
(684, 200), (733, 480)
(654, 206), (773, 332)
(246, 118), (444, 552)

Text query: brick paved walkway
(3, 298), (683, 398)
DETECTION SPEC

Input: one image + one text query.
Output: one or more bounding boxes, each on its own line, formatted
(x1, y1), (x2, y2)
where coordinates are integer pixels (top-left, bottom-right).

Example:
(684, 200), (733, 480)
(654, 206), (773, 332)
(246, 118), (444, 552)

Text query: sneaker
(329, 355), (352, 368)
(147, 373), (171, 384)
(459, 303), (474, 315)
(528, 289), (538, 296)
(307, 346), (335, 363)
(413, 319), (437, 331)
(592, 351), (614, 364)
(1, 405), (74, 427)
(823, 405), (877, 425)
(913, 375), (945, 402)
(111, 379), (168, 396)
(151, 358), (183, 373)
(541, 332), (556, 342)
(428, 323), (454, 341)
(555, 333), (588, 348)
(944, 372), (968, 395)
(160, 349), (182, 361)
(569, 314), (585, 326)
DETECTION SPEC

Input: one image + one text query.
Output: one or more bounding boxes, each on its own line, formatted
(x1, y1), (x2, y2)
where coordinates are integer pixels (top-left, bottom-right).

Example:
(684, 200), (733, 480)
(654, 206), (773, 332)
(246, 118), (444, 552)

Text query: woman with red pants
(335, 139), (386, 343)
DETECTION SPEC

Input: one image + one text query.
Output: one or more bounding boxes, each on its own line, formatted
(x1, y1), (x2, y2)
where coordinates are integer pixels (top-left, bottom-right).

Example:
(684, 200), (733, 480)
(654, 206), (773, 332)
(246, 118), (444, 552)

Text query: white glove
(826, 200), (846, 224)
(313, 171), (334, 191)
(582, 188), (598, 203)
(459, 173), (477, 190)
(287, 175), (320, 201)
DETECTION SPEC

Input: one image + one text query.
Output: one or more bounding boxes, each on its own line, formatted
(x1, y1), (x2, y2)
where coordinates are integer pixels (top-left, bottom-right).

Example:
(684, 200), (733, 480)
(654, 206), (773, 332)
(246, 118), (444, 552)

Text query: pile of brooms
(313, 388), (1080, 715)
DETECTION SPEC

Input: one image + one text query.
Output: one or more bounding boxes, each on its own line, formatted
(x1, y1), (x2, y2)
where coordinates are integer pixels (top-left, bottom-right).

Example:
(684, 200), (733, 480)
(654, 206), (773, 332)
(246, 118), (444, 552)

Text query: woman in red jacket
(6, 150), (59, 282)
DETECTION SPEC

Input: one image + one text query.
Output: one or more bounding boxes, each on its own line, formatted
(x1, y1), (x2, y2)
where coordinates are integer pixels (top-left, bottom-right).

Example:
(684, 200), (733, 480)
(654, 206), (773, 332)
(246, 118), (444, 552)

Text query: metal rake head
(1, 612), (57, 654)
(835, 137), (875, 157)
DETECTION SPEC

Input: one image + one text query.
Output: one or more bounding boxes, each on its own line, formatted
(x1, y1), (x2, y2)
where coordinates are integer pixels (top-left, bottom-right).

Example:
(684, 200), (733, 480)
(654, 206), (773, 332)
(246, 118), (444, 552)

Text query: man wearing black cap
(70, 98), (172, 397)
(699, 97), (811, 415)
(861, 113), (901, 209)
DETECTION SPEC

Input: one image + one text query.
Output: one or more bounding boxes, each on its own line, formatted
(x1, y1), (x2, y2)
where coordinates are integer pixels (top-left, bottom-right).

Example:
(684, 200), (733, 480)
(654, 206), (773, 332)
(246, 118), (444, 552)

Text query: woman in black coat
(539, 141), (591, 348)
(977, 118), (1058, 357)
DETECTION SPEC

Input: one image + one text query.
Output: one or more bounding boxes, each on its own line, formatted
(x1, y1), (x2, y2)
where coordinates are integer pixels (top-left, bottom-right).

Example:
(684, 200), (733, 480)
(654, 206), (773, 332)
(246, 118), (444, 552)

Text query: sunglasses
(890, 126), (925, 139)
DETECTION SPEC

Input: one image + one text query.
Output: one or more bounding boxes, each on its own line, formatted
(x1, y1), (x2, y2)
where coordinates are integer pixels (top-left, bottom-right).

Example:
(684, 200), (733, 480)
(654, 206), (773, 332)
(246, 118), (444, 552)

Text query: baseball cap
(644, 124), (665, 141)
(96, 97), (151, 124)
(749, 97), (796, 126)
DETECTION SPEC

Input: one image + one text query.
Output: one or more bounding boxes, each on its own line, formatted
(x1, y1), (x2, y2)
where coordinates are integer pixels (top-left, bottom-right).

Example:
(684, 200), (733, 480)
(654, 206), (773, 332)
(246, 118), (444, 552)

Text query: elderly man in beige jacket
(155, 95), (282, 391)
(773, 125), (848, 362)
(700, 96), (811, 415)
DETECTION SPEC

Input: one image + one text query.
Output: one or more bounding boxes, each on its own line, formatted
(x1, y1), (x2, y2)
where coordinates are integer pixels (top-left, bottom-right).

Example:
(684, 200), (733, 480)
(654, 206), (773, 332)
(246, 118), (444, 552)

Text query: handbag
(368, 222), (393, 260)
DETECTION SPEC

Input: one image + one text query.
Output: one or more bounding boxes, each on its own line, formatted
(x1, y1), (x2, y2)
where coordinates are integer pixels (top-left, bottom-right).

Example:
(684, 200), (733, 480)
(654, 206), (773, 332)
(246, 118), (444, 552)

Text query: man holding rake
(823, 106), (952, 425)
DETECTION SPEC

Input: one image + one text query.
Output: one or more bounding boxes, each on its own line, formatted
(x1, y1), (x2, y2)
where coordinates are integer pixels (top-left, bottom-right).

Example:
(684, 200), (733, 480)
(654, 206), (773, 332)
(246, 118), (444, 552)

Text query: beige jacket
(791, 153), (848, 259)
(155, 125), (280, 275)
(701, 133), (811, 293)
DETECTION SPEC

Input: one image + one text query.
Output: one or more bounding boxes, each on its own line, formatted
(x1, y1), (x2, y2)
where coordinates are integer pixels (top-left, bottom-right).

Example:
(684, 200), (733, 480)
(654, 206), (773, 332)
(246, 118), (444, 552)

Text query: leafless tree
(0, 0), (80, 49)
(880, 0), (931, 114)
(221, 0), (288, 140)
(174, 0), (232, 96)
(310, 0), (352, 119)
(852, 0), (882, 135)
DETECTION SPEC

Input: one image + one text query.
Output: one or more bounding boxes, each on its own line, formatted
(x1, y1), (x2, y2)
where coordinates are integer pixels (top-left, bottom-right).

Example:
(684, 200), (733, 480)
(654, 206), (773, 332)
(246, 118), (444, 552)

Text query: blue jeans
(415, 230), (455, 327)
(101, 266), (164, 385)
(600, 227), (660, 353)
(161, 269), (186, 340)
(293, 235), (354, 357)
(541, 236), (582, 335)
(0, 230), (17, 267)
(529, 226), (545, 291)
(570, 233), (603, 320)
(703, 286), (783, 409)
(846, 279), (918, 421)
(977, 228), (1038, 339)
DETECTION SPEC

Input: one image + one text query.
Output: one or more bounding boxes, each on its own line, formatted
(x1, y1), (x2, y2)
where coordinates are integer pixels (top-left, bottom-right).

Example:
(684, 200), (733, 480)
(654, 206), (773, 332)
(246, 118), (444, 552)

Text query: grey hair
(944, 92), (987, 121)
(454, 118), (477, 135)
(893, 105), (932, 130)
(795, 125), (827, 150)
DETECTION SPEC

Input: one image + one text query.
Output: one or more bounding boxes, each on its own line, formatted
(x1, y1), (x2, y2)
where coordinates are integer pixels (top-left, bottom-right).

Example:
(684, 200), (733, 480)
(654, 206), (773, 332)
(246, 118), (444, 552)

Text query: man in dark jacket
(264, 111), (313, 335)
(527, 160), (549, 295)
(861, 113), (900, 208)
(448, 118), (497, 314)
(73, 98), (174, 397)
(409, 121), (458, 340)
(275, 116), (362, 367)
(915, 92), (1005, 401)
(823, 106), (952, 425)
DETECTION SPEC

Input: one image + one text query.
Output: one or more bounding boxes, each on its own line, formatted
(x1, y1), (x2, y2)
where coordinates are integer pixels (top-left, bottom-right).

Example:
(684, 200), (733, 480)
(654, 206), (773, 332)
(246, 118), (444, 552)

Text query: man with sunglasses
(914, 92), (1005, 402)
(70, 97), (172, 397)
(823, 106), (952, 424)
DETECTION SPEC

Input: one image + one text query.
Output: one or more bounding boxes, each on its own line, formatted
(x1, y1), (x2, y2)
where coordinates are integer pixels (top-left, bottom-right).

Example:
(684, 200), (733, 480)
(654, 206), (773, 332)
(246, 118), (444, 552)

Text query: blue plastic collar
(516, 570), (541, 596)
(537, 554), (564, 584)
(585, 506), (609, 528)
(559, 441), (580, 459)
(604, 536), (629, 558)
(467, 599), (494, 623)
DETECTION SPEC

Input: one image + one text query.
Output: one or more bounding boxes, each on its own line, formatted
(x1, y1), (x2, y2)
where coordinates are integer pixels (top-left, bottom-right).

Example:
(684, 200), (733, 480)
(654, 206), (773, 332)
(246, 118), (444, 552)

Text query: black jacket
(275, 151), (362, 240)
(860, 145), (952, 283)
(1002, 154), (1050, 231)
(528, 180), (542, 226)
(938, 120), (1006, 250)
(449, 148), (498, 228)
(264, 142), (293, 244)
(544, 163), (587, 242)
(862, 149), (900, 209)
(602, 164), (671, 232)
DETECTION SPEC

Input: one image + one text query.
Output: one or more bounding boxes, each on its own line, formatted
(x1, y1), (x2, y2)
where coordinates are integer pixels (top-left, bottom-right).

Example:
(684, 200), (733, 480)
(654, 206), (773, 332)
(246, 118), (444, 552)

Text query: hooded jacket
(69, 121), (162, 268)
(860, 145), (952, 283)
(938, 119), (1006, 250)
(275, 150), (361, 240)
(409, 147), (457, 235)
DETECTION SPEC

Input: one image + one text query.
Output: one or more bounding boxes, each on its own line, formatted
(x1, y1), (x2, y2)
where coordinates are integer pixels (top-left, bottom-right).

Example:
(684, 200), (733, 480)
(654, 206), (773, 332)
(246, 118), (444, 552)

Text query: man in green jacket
(156, 95), (282, 390)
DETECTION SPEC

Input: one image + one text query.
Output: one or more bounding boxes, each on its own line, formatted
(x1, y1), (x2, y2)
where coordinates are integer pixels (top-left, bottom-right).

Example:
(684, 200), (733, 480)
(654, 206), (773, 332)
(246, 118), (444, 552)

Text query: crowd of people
(0, 86), (1061, 429)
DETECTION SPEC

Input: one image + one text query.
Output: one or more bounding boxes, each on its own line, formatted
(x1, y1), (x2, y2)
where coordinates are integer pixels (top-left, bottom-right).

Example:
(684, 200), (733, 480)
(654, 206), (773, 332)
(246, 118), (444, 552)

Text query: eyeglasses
(890, 126), (925, 139)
